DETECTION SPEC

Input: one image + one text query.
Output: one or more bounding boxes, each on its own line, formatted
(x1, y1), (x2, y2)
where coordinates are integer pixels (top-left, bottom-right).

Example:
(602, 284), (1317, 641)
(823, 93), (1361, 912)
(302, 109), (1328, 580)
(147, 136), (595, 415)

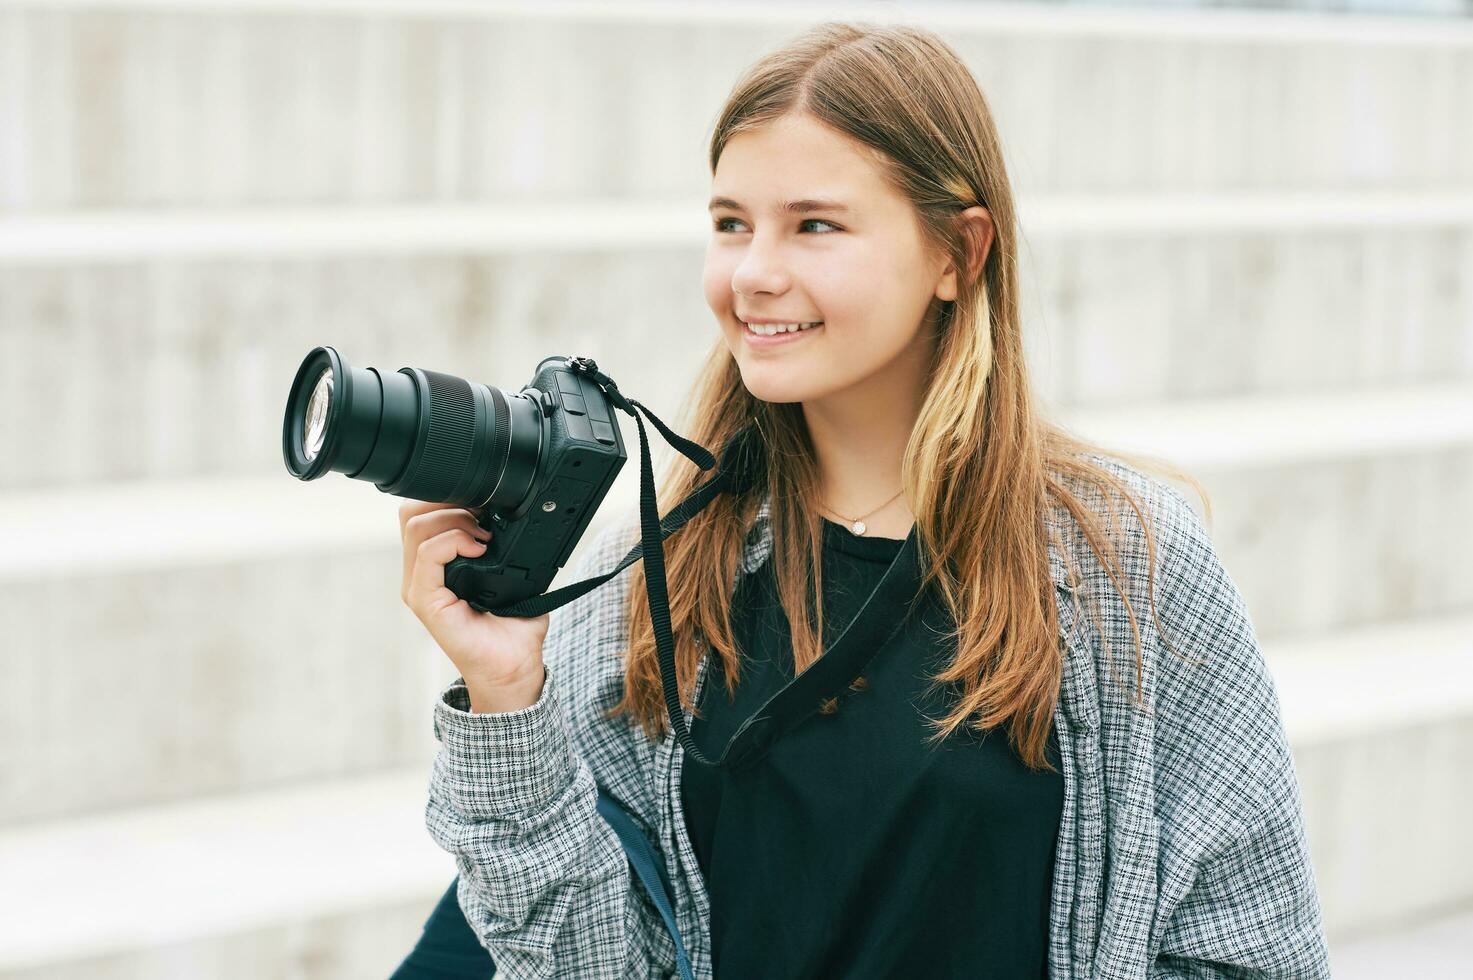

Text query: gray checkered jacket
(425, 454), (1332, 979)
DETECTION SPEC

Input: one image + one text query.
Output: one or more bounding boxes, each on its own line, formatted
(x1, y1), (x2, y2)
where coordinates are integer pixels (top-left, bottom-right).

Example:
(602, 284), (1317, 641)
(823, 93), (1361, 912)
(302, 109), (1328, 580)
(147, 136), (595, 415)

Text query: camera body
(448, 355), (626, 612)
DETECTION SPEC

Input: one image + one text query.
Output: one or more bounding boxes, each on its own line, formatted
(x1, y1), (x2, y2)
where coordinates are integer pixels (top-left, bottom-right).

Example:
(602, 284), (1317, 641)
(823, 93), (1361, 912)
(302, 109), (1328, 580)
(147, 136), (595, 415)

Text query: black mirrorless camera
(281, 346), (627, 612)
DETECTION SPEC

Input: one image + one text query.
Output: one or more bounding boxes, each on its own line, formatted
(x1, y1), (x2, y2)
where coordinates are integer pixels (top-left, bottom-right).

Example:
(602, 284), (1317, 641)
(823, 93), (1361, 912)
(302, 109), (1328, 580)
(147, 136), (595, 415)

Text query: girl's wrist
(466, 664), (546, 715)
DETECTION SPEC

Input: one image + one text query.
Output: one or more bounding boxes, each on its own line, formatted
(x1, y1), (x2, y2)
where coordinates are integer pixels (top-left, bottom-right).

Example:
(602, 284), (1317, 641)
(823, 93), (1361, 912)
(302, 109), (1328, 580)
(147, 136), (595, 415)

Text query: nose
(730, 235), (790, 298)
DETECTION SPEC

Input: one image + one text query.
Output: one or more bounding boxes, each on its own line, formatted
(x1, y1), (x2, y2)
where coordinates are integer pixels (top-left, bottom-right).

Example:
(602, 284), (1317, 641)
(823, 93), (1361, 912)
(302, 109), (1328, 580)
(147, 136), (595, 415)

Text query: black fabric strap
(714, 529), (923, 770)
(491, 360), (757, 768)
(495, 360), (921, 771)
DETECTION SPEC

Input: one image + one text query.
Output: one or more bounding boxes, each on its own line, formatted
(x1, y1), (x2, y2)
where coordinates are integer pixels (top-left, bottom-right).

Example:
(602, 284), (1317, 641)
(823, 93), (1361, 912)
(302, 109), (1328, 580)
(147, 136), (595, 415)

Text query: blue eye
(712, 218), (840, 234)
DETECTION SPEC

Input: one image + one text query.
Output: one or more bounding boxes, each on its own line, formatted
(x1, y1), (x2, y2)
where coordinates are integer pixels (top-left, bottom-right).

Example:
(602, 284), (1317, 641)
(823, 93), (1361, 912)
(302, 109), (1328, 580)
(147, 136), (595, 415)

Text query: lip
(740, 319), (824, 348)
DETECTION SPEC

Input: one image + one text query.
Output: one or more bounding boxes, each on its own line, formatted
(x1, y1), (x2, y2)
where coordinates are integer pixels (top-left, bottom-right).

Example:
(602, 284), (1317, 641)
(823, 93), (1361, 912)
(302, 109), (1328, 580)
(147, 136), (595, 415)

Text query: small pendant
(851, 520), (867, 535)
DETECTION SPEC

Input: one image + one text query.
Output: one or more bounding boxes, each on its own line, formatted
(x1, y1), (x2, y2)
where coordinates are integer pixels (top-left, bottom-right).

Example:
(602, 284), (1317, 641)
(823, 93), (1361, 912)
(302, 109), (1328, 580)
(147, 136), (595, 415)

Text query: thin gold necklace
(822, 488), (905, 536)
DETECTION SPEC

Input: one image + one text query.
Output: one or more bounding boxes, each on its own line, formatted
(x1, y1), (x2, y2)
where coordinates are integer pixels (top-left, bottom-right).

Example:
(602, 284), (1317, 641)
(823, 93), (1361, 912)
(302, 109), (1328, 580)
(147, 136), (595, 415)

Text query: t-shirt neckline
(820, 516), (908, 561)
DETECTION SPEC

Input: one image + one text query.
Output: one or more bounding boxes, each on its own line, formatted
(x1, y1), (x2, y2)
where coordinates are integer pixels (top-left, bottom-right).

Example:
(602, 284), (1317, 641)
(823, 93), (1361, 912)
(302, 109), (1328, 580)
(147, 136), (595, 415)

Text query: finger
(407, 527), (489, 616)
(399, 499), (484, 539)
(398, 499), (448, 536)
(402, 510), (490, 597)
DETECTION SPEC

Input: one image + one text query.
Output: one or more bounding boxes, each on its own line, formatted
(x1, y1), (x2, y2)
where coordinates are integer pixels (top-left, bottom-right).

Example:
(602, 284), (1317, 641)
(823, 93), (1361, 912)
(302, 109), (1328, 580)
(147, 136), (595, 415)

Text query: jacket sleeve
(422, 523), (677, 980)
(1145, 487), (1332, 979)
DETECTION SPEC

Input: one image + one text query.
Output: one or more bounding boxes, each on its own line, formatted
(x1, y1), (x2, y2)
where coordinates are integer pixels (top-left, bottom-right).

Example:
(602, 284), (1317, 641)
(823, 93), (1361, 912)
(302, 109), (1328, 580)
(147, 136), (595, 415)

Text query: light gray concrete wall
(2, 0), (1470, 976)
(1, 5), (1471, 209)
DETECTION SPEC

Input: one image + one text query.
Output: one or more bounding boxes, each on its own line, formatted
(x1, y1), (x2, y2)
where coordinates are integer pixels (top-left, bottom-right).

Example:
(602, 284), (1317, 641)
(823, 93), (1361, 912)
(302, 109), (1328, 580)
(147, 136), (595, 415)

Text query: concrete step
(1, 386), (1469, 824)
(0, 613), (1467, 978)
(0, 472), (450, 828)
(1328, 902), (1473, 979)
(0, 769), (455, 980)
(1269, 611), (1473, 747)
(1060, 387), (1473, 638)
(3, 191), (1470, 262)
(0, 471), (638, 827)
(1265, 612), (1473, 939)
(1054, 382), (1473, 470)
(1, 1), (1469, 211)
(1, 200), (1468, 492)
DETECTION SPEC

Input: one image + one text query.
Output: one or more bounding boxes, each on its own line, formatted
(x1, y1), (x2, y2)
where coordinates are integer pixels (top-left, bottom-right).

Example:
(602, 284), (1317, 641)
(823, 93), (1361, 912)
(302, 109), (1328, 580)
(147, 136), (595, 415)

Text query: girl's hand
(399, 500), (551, 711)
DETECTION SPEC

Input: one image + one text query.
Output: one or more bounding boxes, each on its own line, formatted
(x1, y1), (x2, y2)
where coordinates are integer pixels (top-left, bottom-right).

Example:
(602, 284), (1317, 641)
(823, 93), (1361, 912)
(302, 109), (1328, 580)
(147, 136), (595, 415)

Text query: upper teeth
(745, 321), (822, 336)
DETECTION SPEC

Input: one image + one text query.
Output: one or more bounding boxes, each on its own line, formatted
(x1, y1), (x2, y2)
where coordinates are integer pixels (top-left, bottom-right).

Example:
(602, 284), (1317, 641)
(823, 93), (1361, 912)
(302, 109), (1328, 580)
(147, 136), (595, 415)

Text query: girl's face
(703, 112), (952, 406)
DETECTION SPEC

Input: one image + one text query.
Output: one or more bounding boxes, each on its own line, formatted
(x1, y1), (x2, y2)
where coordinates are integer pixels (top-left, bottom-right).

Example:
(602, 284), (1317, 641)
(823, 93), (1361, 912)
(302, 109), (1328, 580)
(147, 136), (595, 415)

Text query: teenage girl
(392, 21), (1330, 979)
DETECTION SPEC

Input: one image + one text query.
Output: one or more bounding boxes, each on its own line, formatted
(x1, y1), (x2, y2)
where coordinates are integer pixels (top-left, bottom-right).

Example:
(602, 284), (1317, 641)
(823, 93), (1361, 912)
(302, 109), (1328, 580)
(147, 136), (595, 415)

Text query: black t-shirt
(681, 517), (1063, 979)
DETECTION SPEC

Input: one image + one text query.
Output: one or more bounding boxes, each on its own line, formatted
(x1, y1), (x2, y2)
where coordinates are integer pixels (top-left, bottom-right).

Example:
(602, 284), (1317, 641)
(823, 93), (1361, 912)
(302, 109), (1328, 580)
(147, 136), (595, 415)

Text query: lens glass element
(303, 368), (334, 461)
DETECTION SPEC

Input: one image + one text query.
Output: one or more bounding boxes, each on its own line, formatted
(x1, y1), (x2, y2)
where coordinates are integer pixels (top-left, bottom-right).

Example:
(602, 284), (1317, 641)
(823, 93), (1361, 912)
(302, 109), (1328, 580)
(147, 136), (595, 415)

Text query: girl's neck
(795, 311), (936, 538)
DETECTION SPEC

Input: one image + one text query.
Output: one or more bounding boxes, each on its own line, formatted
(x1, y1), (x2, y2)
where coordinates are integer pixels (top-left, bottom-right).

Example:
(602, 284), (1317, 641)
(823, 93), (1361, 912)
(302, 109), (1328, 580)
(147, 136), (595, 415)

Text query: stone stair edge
(1265, 609), (1473, 747)
(0, 766), (451, 972)
(2, 381), (1470, 580)
(3, 191), (1472, 264)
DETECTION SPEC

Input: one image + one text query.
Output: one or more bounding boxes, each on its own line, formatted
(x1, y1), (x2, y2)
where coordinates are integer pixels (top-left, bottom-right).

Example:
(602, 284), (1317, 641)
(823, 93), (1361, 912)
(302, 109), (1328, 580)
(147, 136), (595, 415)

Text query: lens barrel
(282, 346), (542, 509)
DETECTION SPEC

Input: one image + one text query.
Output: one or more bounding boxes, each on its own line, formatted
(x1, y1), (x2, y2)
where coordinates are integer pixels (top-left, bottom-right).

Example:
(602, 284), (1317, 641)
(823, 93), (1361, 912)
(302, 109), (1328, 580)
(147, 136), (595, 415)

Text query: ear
(934, 206), (995, 303)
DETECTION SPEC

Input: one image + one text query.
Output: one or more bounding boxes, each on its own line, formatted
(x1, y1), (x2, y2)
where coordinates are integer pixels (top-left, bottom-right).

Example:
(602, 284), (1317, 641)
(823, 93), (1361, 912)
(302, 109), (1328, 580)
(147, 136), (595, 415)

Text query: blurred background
(1, 0), (1470, 977)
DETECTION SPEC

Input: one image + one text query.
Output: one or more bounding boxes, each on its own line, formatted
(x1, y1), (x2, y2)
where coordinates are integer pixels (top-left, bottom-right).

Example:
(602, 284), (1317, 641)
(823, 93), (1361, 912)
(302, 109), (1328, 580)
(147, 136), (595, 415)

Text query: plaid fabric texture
(424, 453), (1331, 979)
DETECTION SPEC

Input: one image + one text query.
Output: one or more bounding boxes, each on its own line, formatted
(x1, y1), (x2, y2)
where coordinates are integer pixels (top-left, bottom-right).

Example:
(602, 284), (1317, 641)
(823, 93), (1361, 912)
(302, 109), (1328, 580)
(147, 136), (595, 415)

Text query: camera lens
(281, 345), (544, 510)
(302, 368), (333, 462)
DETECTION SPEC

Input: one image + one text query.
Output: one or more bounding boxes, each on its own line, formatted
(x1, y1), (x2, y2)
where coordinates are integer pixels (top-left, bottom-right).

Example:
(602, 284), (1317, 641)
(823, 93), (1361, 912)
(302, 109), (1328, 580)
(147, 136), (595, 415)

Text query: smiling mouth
(740, 320), (824, 337)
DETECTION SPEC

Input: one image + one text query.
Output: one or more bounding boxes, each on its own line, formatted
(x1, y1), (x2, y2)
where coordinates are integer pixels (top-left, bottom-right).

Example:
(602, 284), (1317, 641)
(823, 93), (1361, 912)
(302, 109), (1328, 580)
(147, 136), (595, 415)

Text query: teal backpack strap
(595, 784), (695, 980)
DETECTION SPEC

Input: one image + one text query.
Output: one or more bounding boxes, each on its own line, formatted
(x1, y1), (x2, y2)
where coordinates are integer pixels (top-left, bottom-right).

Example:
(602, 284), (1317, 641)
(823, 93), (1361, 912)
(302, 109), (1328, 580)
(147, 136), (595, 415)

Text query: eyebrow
(707, 196), (853, 214)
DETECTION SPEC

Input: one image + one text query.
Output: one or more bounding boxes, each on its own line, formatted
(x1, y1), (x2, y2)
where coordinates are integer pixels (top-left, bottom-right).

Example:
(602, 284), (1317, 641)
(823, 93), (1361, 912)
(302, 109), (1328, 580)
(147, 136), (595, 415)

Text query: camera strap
(488, 363), (748, 618)
(494, 358), (924, 771)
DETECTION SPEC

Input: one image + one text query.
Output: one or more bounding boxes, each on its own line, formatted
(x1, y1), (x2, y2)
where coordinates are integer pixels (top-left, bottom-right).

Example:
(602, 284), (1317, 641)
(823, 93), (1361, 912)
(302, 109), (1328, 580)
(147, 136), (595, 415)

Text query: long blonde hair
(606, 21), (1207, 772)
